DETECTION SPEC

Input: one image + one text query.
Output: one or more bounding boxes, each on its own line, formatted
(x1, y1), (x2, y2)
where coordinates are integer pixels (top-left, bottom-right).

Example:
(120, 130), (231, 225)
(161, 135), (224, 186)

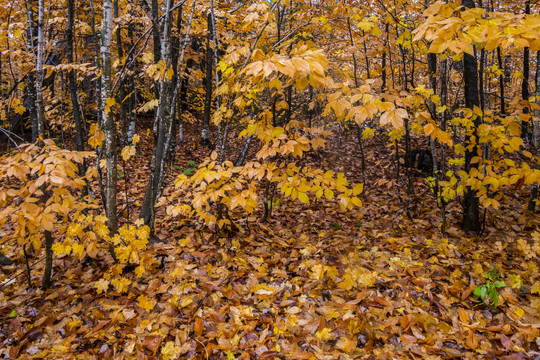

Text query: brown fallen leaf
(461, 281), (475, 300)
(194, 316), (204, 337)
(400, 334), (418, 345)
(466, 330), (478, 349)
(500, 334), (513, 351)
(143, 334), (162, 354)
(458, 308), (469, 324)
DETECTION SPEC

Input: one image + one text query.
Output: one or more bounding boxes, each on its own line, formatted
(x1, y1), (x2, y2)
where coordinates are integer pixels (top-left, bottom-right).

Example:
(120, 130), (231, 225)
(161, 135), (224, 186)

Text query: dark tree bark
(528, 51), (540, 211)
(201, 12), (213, 147)
(497, 47), (505, 115)
(41, 230), (53, 289)
(67, 0), (89, 198)
(462, 0), (481, 232)
(67, 0), (86, 160)
(521, 0), (531, 143)
(102, 0), (118, 239)
(35, 0), (45, 137)
(151, 0), (162, 62)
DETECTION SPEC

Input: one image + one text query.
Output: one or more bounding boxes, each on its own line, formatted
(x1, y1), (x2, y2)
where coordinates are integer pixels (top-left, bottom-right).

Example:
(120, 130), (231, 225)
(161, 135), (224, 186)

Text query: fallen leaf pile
(0, 124), (539, 359)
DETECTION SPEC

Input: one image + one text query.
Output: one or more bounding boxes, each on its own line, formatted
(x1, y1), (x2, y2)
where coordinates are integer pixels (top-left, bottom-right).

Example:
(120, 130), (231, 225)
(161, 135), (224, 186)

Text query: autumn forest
(0, 0), (539, 358)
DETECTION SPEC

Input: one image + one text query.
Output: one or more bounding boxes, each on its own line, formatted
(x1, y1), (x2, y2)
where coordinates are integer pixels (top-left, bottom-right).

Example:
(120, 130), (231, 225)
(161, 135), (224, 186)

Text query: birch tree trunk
(114, 0), (128, 146)
(140, 0), (175, 234)
(101, 0), (118, 236)
(25, 1), (39, 141)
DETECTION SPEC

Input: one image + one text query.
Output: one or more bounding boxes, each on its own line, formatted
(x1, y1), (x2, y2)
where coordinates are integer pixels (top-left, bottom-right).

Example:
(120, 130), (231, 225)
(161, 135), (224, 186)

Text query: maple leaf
(161, 342), (182, 360)
(95, 279), (110, 294)
(138, 294), (155, 312)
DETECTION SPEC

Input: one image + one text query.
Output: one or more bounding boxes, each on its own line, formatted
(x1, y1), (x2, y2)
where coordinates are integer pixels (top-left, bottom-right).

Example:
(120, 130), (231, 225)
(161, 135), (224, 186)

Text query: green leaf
(226, 350), (237, 360)
(473, 286), (483, 298)
(183, 168), (194, 175)
(187, 160), (196, 167)
(9, 310), (16, 318)
(330, 223), (343, 230)
(494, 281), (506, 288)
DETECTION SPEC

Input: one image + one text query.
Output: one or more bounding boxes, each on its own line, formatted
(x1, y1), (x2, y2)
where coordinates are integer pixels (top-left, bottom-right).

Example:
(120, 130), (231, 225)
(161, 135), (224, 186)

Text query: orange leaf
(194, 317), (204, 337)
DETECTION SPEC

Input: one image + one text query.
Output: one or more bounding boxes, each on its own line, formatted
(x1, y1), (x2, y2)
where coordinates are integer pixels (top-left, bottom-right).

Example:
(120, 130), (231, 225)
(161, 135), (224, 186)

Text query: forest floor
(1, 120), (540, 359)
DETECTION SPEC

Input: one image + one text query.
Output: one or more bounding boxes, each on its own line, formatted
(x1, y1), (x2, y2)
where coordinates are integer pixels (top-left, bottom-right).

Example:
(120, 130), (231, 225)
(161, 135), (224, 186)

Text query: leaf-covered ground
(1, 123), (539, 359)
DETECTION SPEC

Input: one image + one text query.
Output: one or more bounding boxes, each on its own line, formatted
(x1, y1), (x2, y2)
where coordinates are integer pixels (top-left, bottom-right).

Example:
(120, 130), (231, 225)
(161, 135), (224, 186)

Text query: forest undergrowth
(1, 121), (539, 360)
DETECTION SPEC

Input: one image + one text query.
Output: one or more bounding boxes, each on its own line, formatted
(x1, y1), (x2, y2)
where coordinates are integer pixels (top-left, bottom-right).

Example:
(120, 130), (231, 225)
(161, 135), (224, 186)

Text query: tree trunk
(41, 230), (53, 289)
(168, 4), (183, 156)
(151, 0), (162, 62)
(140, 0), (175, 234)
(201, 12), (213, 147)
(67, 0), (86, 162)
(521, 0), (531, 143)
(35, 0), (46, 137)
(462, 0), (481, 232)
(67, 0), (89, 198)
(428, 51), (439, 178)
(126, 9), (137, 144)
(528, 50), (540, 212)
(114, 0), (128, 146)
(89, 0), (102, 126)
(497, 47), (505, 115)
(25, 1), (39, 141)
(101, 0), (118, 236)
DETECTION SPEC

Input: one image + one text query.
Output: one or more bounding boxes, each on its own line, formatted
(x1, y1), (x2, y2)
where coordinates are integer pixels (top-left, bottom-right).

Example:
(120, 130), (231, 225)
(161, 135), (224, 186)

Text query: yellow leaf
(138, 294), (155, 312)
(362, 128), (375, 139)
(336, 337), (357, 353)
(161, 342), (182, 360)
(298, 192), (309, 204)
(165, 67), (174, 80)
(121, 145), (136, 161)
(95, 278), (110, 294)
(353, 184), (364, 196)
(424, 123), (436, 136)
(325, 189), (334, 200)
(531, 281), (540, 294)
(515, 307), (524, 317)
(295, 76), (309, 92)
(180, 298), (193, 308)
(132, 134), (141, 144)
(315, 327), (333, 340)
(514, 38), (529, 48)
(105, 97), (117, 115)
